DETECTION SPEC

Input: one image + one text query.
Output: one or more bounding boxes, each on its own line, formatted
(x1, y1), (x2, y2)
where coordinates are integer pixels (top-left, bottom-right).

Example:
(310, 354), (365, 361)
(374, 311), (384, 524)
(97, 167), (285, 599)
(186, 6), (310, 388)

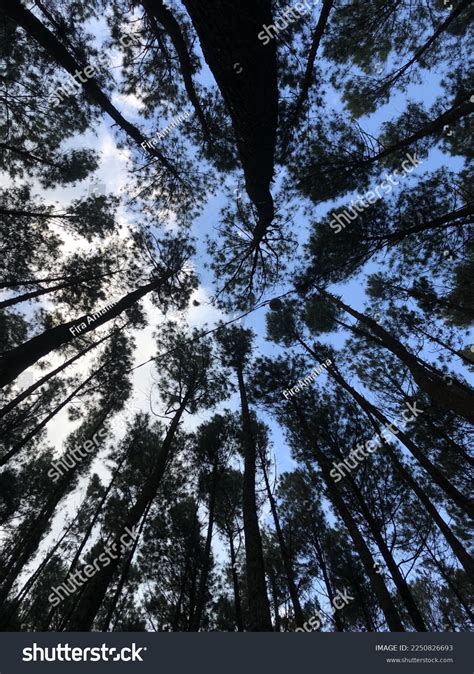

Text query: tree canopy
(0, 0), (472, 633)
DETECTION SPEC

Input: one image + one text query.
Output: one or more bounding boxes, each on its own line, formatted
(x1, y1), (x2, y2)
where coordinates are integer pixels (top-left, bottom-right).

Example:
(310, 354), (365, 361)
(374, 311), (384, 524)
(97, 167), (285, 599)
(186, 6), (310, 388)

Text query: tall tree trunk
(0, 0), (179, 177)
(293, 409), (405, 631)
(339, 462), (427, 631)
(191, 463), (218, 631)
(374, 0), (472, 94)
(0, 361), (111, 466)
(350, 576), (376, 632)
(372, 423), (474, 577)
(46, 449), (129, 630)
(267, 566), (282, 631)
(0, 326), (123, 420)
(187, 556), (198, 631)
(171, 550), (192, 631)
(280, 0), (334, 159)
(297, 336), (473, 517)
(100, 501), (151, 632)
(228, 531), (244, 632)
(182, 0), (278, 235)
(259, 449), (305, 627)
(309, 523), (344, 632)
(0, 269), (176, 388)
(141, 0), (212, 146)
(0, 271), (119, 289)
(318, 288), (474, 424)
(66, 392), (191, 630)
(313, 451), (404, 631)
(426, 551), (474, 623)
(0, 269), (120, 310)
(298, 337), (474, 574)
(0, 516), (77, 629)
(0, 409), (111, 607)
(236, 365), (273, 631)
(363, 93), (473, 168)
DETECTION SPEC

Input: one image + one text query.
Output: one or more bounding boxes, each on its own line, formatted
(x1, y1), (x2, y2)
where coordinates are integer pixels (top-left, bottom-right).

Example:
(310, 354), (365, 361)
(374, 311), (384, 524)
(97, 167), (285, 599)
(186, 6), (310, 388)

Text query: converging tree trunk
(191, 463), (218, 631)
(318, 289), (474, 425)
(259, 449), (305, 627)
(182, 0), (278, 237)
(295, 336), (474, 574)
(66, 393), (191, 630)
(0, 270), (176, 388)
(236, 365), (273, 631)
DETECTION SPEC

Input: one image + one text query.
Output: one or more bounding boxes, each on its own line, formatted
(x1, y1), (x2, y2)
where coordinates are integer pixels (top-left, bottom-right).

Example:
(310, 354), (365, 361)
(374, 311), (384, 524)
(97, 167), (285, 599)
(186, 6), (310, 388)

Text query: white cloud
(111, 92), (145, 114)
